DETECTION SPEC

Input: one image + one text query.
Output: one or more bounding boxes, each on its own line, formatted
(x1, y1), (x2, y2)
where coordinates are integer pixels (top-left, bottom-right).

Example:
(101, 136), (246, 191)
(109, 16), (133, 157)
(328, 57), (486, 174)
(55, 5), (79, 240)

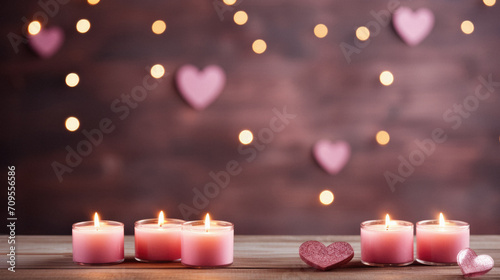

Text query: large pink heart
(313, 140), (350, 175)
(299, 241), (354, 271)
(393, 7), (434, 46)
(457, 248), (494, 277)
(176, 65), (226, 110)
(29, 27), (64, 59)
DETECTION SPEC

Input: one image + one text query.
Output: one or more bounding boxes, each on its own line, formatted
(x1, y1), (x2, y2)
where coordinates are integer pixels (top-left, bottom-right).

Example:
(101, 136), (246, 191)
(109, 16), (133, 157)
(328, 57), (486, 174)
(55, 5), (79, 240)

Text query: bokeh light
(483, 0), (496, 6)
(65, 117), (80, 132)
(152, 20), (167, 35)
(223, 0), (237, 5)
(76, 19), (91, 33)
(314, 24), (328, 38)
(376, 130), (390, 145)
(379, 70), (394, 86)
(234, 11), (248, 25)
(461, 20), (474, 34)
(150, 64), (165, 79)
(319, 190), (334, 205)
(28, 21), (41, 35)
(252, 39), (267, 54)
(87, 0), (100, 5)
(239, 130), (253, 145)
(65, 73), (80, 87)
(356, 26), (370, 41)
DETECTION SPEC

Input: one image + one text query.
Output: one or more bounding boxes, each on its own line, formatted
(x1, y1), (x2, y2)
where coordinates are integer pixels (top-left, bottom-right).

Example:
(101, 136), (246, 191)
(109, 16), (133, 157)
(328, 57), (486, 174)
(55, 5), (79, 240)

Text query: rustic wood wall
(2, 0), (500, 235)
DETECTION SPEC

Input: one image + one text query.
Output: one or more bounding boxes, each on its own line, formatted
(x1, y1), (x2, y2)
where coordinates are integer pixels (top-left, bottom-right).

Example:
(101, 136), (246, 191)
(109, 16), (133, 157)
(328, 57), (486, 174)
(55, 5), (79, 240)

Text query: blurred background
(1, 0), (499, 235)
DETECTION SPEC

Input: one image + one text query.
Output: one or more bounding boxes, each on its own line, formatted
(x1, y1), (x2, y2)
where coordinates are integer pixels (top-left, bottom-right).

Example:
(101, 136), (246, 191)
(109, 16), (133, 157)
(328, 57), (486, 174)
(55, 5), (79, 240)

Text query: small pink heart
(29, 27), (64, 59)
(457, 248), (494, 277)
(313, 140), (350, 174)
(393, 7), (434, 46)
(176, 64), (226, 110)
(299, 241), (354, 271)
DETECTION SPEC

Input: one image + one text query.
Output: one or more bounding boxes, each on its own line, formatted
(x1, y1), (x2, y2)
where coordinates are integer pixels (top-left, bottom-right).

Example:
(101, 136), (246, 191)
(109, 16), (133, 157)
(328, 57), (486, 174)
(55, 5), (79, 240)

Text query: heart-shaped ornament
(393, 7), (434, 46)
(299, 241), (354, 271)
(176, 64), (226, 110)
(29, 26), (64, 59)
(313, 140), (350, 174)
(457, 248), (494, 277)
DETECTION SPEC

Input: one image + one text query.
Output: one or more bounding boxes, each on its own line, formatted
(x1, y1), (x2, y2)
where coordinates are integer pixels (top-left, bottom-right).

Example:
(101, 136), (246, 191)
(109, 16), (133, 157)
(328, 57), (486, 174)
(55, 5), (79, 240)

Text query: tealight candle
(134, 211), (184, 262)
(361, 214), (414, 266)
(72, 212), (124, 265)
(416, 213), (470, 265)
(181, 213), (234, 267)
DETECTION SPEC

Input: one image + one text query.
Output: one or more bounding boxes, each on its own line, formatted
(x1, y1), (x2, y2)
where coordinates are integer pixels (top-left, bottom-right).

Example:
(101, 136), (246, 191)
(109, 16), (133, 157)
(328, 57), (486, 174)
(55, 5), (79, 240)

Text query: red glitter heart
(457, 248), (494, 277)
(299, 241), (354, 271)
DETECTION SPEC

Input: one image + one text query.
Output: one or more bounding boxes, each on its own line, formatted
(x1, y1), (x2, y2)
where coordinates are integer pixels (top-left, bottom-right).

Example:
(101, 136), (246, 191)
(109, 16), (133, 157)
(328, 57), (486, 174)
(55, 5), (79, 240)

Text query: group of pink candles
(361, 213), (470, 266)
(72, 212), (234, 267)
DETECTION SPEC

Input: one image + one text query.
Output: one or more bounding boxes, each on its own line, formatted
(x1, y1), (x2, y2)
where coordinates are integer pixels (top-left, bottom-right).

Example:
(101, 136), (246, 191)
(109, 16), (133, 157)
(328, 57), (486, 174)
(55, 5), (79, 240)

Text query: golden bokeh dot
(65, 117), (80, 132)
(28, 21), (41, 35)
(234, 11), (248, 25)
(356, 26), (370, 41)
(239, 130), (253, 145)
(483, 0), (496, 6)
(150, 64), (165, 79)
(379, 70), (394, 86)
(76, 19), (91, 33)
(223, 0), (237, 5)
(65, 73), (80, 87)
(319, 190), (334, 206)
(314, 24), (328, 38)
(252, 39), (267, 54)
(87, 0), (100, 5)
(461, 20), (474, 34)
(152, 20), (167, 35)
(376, 130), (390, 146)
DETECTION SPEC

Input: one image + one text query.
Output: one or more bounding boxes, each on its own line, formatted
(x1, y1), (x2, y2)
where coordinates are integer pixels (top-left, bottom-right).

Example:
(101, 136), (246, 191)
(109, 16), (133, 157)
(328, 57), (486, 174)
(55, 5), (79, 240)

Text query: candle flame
(158, 211), (165, 227)
(94, 212), (100, 229)
(439, 212), (445, 227)
(204, 213), (210, 232)
(385, 214), (390, 230)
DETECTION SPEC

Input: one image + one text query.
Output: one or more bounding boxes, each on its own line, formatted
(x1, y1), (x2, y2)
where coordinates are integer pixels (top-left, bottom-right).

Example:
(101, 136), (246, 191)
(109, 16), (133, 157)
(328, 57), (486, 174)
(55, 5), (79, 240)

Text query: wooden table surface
(1, 235), (499, 279)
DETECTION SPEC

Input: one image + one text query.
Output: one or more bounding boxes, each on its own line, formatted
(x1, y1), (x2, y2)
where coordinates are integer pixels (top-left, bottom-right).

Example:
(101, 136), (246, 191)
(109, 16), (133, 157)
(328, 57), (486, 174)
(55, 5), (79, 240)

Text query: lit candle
(361, 214), (414, 266)
(72, 212), (124, 265)
(181, 213), (234, 267)
(416, 213), (470, 265)
(134, 211), (184, 262)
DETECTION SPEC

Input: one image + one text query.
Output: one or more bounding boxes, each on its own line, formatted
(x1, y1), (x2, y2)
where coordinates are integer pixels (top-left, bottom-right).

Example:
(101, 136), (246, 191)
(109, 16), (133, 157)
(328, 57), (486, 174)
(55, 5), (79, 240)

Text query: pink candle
(135, 211), (184, 262)
(181, 214), (234, 267)
(417, 213), (470, 265)
(72, 213), (124, 265)
(361, 215), (414, 266)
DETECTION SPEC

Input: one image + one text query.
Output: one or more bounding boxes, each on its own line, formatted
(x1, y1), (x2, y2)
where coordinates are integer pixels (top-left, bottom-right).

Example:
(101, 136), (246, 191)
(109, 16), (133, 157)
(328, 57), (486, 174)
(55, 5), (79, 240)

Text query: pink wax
(361, 220), (414, 266)
(134, 218), (184, 262)
(72, 220), (124, 264)
(181, 220), (234, 267)
(416, 220), (470, 265)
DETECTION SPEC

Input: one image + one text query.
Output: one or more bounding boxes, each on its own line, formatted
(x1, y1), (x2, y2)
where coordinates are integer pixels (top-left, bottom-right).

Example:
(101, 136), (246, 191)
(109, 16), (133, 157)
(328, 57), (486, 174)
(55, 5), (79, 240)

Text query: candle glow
(94, 212), (99, 229)
(385, 214), (390, 230)
(205, 213), (210, 232)
(158, 211), (165, 227)
(439, 213), (445, 227)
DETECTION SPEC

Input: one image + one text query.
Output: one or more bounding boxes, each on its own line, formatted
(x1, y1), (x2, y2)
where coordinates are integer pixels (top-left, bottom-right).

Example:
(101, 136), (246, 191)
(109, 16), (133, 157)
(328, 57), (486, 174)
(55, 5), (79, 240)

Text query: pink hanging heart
(393, 7), (434, 46)
(176, 64), (226, 110)
(313, 140), (350, 175)
(29, 27), (64, 59)
(457, 248), (494, 277)
(299, 241), (354, 271)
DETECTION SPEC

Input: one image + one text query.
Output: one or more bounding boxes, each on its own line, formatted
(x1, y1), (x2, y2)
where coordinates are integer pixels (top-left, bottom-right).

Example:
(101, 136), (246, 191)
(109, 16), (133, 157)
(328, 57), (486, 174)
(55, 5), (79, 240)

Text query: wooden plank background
(1, 235), (499, 279)
(1, 0), (500, 235)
